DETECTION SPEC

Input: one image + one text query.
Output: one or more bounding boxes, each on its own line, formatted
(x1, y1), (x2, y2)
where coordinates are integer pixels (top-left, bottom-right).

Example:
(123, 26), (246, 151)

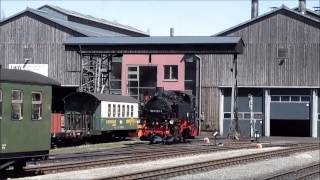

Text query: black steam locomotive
(138, 88), (198, 144)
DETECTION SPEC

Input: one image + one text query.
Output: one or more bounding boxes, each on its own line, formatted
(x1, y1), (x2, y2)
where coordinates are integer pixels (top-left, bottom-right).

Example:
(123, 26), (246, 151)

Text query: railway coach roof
(0, 68), (60, 86)
(64, 92), (139, 103)
(64, 36), (244, 54)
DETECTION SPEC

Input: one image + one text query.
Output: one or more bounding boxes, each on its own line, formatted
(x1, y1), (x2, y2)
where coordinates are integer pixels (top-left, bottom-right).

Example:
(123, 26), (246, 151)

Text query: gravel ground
(16, 147), (283, 180)
(169, 150), (320, 180)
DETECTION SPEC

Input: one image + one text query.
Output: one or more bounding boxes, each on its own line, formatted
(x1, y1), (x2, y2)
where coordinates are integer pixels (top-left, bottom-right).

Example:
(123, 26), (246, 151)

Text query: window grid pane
(12, 90), (23, 120)
(32, 92), (42, 120)
(127, 105), (130, 117)
(122, 105), (125, 117)
(131, 105), (134, 117)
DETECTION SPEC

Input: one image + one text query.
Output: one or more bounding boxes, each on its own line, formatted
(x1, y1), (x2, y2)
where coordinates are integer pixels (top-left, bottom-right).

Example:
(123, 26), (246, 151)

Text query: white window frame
(270, 95), (311, 103)
(31, 92), (42, 120)
(164, 65), (178, 81)
(11, 90), (23, 120)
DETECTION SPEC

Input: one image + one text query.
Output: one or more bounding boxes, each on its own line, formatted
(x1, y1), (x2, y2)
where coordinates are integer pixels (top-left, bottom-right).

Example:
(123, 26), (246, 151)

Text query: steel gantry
(79, 53), (114, 94)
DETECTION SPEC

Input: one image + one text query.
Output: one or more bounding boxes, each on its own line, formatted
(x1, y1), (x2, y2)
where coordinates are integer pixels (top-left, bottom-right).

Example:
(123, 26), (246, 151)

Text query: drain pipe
(194, 55), (202, 136)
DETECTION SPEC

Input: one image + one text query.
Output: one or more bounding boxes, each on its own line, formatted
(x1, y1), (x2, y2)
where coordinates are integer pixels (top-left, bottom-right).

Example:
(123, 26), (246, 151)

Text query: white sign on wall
(9, 64), (48, 77)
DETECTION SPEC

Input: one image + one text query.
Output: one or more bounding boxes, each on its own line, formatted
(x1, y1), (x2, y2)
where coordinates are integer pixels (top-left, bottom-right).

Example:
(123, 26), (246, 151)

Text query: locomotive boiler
(139, 88), (198, 144)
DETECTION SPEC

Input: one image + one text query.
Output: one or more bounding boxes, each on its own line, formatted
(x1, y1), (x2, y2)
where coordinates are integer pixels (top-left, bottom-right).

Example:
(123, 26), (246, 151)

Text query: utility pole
(227, 54), (240, 140)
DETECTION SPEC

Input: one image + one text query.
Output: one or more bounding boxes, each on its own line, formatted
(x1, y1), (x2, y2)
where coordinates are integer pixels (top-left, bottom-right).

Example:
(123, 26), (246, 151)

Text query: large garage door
(270, 95), (310, 137)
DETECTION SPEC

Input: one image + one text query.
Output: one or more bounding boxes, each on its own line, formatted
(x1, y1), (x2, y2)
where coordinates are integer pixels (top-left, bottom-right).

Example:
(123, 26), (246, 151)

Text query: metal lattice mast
(79, 53), (113, 94)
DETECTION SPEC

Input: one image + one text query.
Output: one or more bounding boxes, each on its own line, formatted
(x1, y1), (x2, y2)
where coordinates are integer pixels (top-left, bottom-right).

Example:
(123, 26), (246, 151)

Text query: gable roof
(0, 68), (60, 86)
(38, 4), (148, 36)
(0, 6), (148, 37)
(214, 5), (320, 36)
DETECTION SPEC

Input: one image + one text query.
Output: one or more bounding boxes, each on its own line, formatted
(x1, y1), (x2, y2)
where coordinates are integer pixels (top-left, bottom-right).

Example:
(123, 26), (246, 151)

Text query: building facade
(199, 5), (320, 137)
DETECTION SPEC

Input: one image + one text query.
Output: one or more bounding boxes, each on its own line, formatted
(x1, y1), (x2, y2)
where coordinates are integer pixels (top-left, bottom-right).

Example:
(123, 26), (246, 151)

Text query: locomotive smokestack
(251, 0), (259, 18)
(298, 0), (306, 14)
(170, 28), (174, 37)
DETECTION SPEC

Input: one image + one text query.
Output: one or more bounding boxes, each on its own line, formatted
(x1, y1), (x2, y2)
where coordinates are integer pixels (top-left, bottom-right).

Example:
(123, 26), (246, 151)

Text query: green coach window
(12, 90), (23, 120)
(32, 92), (42, 120)
(0, 90), (2, 119)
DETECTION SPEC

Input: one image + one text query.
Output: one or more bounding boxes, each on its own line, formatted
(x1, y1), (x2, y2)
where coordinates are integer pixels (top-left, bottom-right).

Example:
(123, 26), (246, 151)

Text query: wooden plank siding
(0, 12), (82, 86)
(199, 12), (320, 131)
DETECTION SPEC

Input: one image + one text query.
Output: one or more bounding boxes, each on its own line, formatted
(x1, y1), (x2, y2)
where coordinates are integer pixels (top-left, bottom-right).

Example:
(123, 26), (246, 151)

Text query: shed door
(270, 95), (310, 137)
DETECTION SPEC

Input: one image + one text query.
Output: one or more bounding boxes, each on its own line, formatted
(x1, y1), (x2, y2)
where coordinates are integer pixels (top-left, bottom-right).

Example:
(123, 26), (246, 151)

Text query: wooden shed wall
(0, 12), (81, 86)
(200, 12), (320, 131)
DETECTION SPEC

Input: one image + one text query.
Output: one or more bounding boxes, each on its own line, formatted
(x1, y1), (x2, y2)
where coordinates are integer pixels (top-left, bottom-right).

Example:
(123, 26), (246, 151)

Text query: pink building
(121, 54), (186, 101)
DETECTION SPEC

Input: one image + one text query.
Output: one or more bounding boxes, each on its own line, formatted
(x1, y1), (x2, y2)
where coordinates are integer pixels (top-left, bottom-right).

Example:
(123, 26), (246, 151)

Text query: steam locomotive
(138, 88), (198, 144)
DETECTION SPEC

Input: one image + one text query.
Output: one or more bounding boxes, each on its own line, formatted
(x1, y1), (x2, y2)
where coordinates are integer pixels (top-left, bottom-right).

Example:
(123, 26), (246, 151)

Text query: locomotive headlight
(169, 119), (174, 125)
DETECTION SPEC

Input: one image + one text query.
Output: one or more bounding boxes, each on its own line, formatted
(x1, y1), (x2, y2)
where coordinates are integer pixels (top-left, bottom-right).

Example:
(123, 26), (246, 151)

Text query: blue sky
(1, 0), (319, 36)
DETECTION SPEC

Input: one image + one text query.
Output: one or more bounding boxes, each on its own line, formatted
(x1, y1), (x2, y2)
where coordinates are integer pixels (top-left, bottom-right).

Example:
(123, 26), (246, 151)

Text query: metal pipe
(251, 0), (259, 18)
(299, 0), (306, 14)
(170, 28), (174, 37)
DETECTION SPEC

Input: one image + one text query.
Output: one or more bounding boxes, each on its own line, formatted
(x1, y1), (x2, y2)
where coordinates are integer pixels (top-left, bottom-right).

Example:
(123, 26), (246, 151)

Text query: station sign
(9, 64), (48, 77)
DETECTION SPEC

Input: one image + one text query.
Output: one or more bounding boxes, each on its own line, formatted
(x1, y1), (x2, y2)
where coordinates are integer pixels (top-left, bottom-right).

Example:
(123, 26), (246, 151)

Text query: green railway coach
(63, 92), (140, 139)
(0, 68), (59, 171)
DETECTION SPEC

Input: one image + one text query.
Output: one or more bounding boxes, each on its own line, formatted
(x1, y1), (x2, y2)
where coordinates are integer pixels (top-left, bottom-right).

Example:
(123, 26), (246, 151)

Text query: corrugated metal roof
(30, 8), (128, 37)
(214, 5), (320, 36)
(64, 36), (244, 45)
(38, 4), (148, 36)
(0, 6), (146, 37)
(0, 68), (60, 86)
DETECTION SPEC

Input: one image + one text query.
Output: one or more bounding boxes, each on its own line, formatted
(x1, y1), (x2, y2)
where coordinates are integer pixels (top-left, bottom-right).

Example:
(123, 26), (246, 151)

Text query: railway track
(261, 162), (320, 180)
(25, 145), (236, 174)
(39, 142), (258, 165)
(100, 144), (319, 180)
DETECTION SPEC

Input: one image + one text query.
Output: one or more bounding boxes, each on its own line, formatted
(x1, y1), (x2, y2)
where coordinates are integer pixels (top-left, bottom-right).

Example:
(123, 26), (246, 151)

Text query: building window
(277, 48), (288, 59)
(164, 65), (178, 80)
(32, 92), (42, 120)
(108, 104), (111, 117)
(122, 105), (125, 117)
(301, 96), (310, 102)
(12, 90), (23, 120)
(0, 90), (2, 119)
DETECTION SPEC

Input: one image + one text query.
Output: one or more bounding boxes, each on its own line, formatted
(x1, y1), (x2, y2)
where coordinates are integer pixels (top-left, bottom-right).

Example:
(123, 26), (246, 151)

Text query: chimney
(298, 0), (306, 14)
(251, 0), (259, 18)
(170, 28), (174, 37)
